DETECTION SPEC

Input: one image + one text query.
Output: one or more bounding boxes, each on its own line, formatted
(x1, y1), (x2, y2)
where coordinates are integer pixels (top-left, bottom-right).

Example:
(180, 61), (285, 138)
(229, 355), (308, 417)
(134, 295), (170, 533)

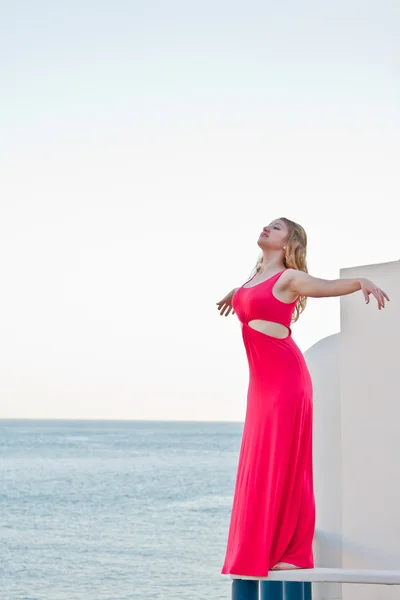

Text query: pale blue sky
(1, 0), (399, 420)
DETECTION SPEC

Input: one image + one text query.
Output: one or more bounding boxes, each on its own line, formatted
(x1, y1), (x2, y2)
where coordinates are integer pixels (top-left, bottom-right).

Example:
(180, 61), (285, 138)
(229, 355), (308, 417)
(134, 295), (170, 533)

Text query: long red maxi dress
(221, 270), (315, 577)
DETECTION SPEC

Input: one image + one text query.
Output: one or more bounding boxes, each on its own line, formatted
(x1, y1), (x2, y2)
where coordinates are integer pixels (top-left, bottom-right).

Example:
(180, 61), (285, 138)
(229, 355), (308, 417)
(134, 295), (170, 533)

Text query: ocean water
(0, 420), (243, 600)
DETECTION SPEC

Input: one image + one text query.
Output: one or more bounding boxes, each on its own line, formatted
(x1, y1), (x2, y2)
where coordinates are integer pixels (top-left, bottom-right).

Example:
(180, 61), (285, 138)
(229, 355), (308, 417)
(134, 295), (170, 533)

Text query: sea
(0, 419), (243, 600)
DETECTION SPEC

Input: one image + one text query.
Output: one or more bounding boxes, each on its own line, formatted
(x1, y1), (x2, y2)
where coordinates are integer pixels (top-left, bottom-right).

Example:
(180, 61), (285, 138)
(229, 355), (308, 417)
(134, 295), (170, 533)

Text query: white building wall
(340, 260), (400, 600)
(304, 259), (399, 600)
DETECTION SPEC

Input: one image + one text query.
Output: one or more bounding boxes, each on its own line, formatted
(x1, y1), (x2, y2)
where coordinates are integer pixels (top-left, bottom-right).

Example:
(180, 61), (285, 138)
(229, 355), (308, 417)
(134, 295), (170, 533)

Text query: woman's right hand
(216, 289), (238, 317)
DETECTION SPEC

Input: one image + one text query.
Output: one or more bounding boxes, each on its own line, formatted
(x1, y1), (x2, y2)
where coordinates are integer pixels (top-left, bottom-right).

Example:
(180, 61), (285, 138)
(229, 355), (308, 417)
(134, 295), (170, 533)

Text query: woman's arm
(287, 270), (390, 309)
(216, 288), (238, 316)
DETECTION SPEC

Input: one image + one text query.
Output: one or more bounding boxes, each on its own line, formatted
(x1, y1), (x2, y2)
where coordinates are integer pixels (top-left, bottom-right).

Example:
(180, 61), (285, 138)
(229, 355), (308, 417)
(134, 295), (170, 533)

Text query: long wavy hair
(251, 217), (308, 323)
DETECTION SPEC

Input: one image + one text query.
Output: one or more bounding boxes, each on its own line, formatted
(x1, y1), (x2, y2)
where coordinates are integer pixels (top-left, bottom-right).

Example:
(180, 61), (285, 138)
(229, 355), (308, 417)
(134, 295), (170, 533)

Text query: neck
(259, 251), (285, 273)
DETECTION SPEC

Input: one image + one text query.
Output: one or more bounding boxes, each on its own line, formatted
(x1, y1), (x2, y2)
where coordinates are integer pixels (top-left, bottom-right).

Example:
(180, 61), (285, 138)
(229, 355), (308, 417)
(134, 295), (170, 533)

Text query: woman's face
(258, 219), (289, 250)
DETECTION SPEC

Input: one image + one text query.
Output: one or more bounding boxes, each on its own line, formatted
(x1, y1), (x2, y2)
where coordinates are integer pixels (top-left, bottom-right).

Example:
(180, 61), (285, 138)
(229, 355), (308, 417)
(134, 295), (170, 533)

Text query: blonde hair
(251, 217), (308, 323)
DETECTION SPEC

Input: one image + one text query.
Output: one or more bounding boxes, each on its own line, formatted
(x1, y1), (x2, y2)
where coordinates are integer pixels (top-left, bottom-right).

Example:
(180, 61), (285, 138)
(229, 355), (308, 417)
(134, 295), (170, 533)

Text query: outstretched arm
(287, 270), (390, 310)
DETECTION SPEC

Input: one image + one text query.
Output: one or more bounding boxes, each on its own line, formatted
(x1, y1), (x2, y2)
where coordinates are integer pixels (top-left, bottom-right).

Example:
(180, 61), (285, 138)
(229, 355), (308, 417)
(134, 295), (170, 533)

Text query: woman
(216, 217), (389, 577)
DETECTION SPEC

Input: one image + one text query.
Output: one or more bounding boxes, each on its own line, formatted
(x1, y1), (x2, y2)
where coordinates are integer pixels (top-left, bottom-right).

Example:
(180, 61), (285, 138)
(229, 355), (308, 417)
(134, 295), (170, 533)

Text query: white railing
(228, 529), (400, 599)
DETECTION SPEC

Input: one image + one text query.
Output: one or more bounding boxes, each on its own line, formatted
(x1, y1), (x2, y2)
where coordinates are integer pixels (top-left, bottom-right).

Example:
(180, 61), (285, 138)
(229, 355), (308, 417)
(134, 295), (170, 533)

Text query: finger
(222, 304), (232, 317)
(379, 290), (385, 309)
(376, 290), (384, 308)
(373, 290), (382, 310)
(372, 291), (381, 309)
(382, 290), (390, 302)
(220, 304), (228, 316)
(216, 297), (228, 307)
(362, 289), (370, 303)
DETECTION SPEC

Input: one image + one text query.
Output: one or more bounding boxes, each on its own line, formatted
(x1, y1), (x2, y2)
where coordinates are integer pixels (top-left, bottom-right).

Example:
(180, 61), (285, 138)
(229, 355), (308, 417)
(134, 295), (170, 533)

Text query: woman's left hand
(360, 278), (390, 309)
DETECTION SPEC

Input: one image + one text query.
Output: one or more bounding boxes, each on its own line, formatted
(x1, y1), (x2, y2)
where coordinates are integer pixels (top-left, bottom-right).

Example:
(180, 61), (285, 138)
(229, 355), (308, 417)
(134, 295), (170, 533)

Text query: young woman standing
(217, 217), (389, 577)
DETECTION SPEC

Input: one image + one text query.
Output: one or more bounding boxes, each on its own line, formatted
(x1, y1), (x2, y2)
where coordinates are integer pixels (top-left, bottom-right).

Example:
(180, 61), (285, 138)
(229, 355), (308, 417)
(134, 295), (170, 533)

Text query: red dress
(221, 270), (315, 577)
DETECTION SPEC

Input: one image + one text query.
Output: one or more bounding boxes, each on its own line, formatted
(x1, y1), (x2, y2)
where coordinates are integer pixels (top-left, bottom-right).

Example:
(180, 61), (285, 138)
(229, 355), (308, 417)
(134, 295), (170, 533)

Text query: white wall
(304, 259), (400, 600)
(340, 260), (400, 600)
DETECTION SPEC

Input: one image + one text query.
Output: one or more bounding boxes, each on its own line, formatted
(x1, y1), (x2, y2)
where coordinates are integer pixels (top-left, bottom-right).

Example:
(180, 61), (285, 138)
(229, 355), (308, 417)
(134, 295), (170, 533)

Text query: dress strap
(242, 271), (259, 288)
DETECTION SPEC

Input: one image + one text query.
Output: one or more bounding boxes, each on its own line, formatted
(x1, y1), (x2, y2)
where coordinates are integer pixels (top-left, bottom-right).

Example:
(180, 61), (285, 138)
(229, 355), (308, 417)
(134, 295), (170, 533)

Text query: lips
(260, 232), (269, 238)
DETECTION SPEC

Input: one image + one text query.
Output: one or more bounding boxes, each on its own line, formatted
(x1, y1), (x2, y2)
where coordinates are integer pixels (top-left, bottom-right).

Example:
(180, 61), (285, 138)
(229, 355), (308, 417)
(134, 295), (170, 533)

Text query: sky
(1, 0), (399, 421)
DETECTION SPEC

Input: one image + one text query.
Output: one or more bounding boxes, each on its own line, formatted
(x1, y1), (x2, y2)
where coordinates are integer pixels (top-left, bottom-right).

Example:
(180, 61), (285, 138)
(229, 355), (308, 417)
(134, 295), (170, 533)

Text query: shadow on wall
(305, 334), (341, 600)
(305, 333), (341, 567)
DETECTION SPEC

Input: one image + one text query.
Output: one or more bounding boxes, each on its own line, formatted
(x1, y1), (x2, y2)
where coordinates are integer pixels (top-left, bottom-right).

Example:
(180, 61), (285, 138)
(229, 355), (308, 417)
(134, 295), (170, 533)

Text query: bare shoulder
(273, 269), (302, 303)
(276, 269), (310, 299)
(279, 269), (308, 286)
